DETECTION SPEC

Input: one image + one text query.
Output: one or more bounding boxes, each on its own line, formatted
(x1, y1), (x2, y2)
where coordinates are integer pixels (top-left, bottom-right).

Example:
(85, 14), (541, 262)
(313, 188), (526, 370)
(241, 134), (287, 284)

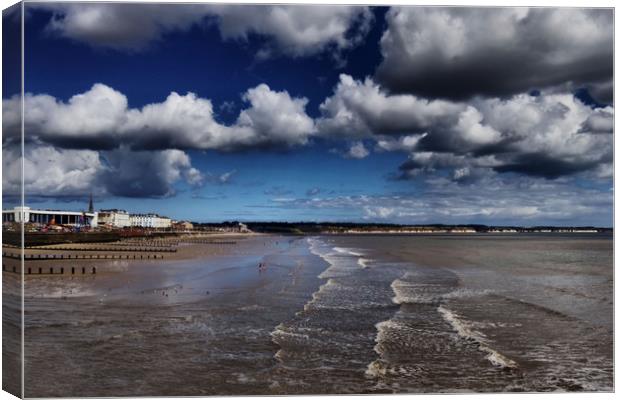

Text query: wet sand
(21, 234), (328, 397)
(6, 233), (614, 396)
(2, 271), (22, 397)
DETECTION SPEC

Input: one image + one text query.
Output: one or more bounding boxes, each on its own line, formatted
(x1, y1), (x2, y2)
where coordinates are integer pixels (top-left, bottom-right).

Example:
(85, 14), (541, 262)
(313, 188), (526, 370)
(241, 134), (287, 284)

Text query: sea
(8, 234), (613, 396)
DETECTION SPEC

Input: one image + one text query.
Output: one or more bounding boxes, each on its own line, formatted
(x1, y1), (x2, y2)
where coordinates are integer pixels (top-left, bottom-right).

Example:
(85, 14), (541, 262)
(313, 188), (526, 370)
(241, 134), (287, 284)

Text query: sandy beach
(3, 232), (265, 275)
(17, 233), (330, 397)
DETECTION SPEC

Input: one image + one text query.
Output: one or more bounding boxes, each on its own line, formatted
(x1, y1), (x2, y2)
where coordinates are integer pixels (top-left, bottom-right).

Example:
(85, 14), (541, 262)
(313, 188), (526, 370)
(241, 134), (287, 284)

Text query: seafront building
(98, 209), (131, 228)
(2, 201), (174, 230)
(2, 206), (98, 228)
(129, 213), (172, 229)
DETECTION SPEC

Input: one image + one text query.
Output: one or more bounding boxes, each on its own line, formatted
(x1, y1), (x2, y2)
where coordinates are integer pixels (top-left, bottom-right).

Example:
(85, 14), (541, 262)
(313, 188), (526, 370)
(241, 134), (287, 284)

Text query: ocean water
(19, 234), (613, 396)
(320, 234), (613, 393)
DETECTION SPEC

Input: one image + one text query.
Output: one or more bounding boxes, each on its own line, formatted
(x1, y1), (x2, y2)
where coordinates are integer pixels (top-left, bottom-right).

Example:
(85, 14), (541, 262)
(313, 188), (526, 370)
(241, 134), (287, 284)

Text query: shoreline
(2, 230), (611, 278)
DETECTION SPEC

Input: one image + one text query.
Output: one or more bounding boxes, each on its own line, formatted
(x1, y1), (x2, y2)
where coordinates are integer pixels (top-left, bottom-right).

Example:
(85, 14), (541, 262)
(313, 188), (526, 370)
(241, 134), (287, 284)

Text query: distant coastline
(2, 221), (611, 248)
(199, 222), (613, 235)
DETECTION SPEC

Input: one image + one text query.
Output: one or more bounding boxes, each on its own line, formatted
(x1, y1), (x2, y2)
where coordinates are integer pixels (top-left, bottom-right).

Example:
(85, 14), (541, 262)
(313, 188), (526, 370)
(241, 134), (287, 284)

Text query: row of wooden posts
(182, 240), (237, 244)
(3, 264), (97, 275)
(2, 252), (165, 260)
(119, 239), (236, 245)
(24, 246), (177, 253)
(105, 243), (177, 248)
(116, 241), (179, 247)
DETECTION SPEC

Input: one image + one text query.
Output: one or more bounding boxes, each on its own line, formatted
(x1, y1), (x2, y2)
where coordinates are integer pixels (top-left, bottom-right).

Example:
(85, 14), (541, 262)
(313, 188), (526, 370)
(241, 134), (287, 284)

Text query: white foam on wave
(317, 254), (360, 278)
(438, 305), (518, 370)
(367, 319), (389, 378)
(390, 279), (445, 304)
(333, 247), (364, 257)
(272, 239), (366, 362)
(441, 288), (495, 299)
(365, 319), (429, 379)
(271, 322), (311, 343)
(303, 278), (340, 311)
(307, 237), (328, 258)
(371, 319), (400, 353)
(309, 237), (370, 271)
(308, 238), (368, 279)
(365, 359), (388, 379)
(358, 258), (372, 268)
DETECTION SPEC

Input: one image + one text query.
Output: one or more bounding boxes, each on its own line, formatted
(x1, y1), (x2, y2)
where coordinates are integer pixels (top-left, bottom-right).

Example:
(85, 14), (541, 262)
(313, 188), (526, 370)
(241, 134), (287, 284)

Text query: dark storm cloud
(585, 80), (614, 105)
(37, 135), (120, 151)
(398, 158), (425, 173)
(98, 148), (203, 198)
(376, 7), (613, 101)
(493, 153), (601, 179)
(2, 144), (204, 199)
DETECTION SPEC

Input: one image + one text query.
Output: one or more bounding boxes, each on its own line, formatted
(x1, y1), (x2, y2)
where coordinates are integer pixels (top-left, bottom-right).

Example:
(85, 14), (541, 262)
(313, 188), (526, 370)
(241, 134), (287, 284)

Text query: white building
(129, 213), (172, 229)
(98, 209), (131, 228)
(2, 206), (98, 228)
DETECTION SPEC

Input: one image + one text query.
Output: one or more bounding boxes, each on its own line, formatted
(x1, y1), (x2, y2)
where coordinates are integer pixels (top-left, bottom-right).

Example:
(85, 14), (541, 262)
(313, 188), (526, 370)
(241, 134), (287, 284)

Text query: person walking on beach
(258, 262), (267, 273)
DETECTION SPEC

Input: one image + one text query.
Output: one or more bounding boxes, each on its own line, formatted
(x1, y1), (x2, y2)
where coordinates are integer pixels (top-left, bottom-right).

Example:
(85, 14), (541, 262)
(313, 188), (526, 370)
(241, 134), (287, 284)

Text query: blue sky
(2, 4), (614, 226)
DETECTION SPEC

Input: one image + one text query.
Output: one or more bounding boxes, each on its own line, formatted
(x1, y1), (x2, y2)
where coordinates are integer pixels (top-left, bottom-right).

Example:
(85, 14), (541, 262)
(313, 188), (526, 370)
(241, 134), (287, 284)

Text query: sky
(1, 3), (614, 226)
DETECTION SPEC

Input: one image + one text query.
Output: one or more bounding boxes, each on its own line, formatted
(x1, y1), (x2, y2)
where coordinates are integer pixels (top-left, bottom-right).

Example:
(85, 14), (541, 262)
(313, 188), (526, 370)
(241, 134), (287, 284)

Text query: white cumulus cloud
(4, 83), (315, 152)
(345, 142), (370, 159)
(208, 5), (373, 59)
(317, 75), (612, 181)
(33, 3), (372, 60)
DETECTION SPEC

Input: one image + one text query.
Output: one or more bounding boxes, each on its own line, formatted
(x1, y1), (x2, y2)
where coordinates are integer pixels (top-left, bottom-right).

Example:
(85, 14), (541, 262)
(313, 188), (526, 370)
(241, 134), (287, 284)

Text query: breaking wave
(438, 305), (518, 370)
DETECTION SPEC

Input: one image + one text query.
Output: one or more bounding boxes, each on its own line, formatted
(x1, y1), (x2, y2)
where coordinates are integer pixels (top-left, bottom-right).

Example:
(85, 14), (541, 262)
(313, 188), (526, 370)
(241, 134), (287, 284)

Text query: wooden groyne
(3, 252), (165, 260)
(106, 242), (177, 248)
(24, 246), (177, 253)
(181, 240), (237, 245)
(3, 263), (98, 275)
